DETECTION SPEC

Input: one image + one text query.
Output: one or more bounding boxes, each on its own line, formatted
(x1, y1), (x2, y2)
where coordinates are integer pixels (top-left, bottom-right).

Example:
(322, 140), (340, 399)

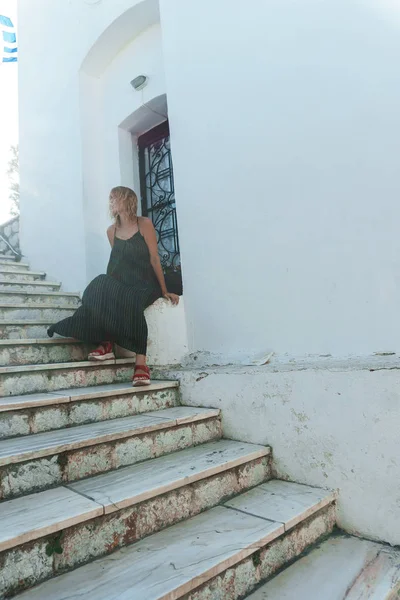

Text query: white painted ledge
(116, 297), (188, 366)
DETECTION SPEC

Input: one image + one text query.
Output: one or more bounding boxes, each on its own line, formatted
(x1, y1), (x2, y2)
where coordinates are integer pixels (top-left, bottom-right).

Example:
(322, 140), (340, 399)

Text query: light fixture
(130, 75), (148, 91)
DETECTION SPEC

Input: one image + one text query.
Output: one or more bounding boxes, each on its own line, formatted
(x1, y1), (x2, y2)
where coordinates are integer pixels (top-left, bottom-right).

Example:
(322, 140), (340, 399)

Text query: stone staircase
(0, 255), (338, 600)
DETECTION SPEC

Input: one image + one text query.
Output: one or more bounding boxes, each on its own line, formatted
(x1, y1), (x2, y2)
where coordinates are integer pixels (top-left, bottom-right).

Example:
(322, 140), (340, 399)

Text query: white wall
(19, 0), (400, 361)
(165, 358), (400, 546)
(159, 0), (400, 361)
(82, 23), (166, 282)
(18, 0), (160, 290)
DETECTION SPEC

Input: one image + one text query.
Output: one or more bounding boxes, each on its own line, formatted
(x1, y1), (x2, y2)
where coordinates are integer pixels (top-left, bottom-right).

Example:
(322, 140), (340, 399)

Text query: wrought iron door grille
(138, 121), (181, 277)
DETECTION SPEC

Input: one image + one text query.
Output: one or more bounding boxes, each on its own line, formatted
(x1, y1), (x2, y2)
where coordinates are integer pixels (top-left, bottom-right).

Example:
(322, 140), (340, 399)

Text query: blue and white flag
(0, 15), (17, 63)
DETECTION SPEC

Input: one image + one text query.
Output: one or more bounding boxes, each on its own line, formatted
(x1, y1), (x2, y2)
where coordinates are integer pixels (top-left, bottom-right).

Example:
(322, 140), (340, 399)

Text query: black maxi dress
(47, 229), (161, 355)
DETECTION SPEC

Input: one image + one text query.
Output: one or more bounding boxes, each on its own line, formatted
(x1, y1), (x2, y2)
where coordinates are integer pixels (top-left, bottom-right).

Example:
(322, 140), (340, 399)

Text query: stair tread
(0, 380), (178, 412)
(0, 269), (43, 275)
(0, 303), (74, 309)
(0, 406), (220, 465)
(225, 480), (336, 531)
(69, 438), (269, 514)
(0, 338), (81, 346)
(0, 356), (135, 374)
(0, 279), (59, 286)
(16, 482), (334, 600)
(0, 439), (268, 552)
(246, 535), (400, 599)
(0, 486), (103, 553)
(0, 320), (55, 325)
(0, 290), (78, 297)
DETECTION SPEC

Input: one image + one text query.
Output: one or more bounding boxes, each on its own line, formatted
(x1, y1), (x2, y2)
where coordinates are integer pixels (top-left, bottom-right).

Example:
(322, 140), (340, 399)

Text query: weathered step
(0, 381), (179, 437)
(0, 357), (136, 396)
(246, 535), (400, 599)
(0, 304), (75, 321)
(0, 260), (29, 271)
(0, 255), (17, 262)
(0, 290), (79, 307)
(0, 406), (221, 499)
(0, 279), (61, 292)
(13, 481), (336, 600)
(0, 320), (54, 339)
(0, 269), (45, 281)
(0, 440), (271, 598)
(0, 338), (89, 367)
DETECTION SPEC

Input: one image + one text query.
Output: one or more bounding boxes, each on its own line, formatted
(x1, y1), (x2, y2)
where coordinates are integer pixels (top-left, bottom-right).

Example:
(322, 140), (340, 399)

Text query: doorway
(138, 121), (182, 295)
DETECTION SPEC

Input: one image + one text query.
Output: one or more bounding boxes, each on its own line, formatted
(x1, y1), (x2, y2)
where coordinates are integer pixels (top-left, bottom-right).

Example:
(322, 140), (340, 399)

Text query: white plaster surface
(146, 298), (188, 366)
(247, 536), (400, 600)
(166, 358), (400, 545)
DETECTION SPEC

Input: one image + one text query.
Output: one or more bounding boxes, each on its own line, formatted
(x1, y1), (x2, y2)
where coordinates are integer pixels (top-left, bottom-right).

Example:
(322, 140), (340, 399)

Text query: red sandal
(132, 365), (151, 387)
(88, 341), (115, 361)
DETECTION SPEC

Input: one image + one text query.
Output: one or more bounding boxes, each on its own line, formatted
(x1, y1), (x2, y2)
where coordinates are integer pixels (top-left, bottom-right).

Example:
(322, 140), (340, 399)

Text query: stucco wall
(18, 0), (160, 291)
(160, 0), (400, 361)
(159, 357), (400, 546)
(18, 0), (400, 362)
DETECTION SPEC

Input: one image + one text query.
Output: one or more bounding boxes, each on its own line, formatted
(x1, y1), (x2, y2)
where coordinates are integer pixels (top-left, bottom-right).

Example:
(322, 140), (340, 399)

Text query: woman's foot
(88, 341), (115, 361)
(132, 364), (151, 387)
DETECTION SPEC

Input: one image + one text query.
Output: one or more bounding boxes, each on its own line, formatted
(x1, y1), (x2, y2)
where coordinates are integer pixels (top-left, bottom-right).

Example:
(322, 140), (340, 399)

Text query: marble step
(0, 278), (61, 292)
(0, 406), (221, 499)
(13, 481), (336, 600)
(1, 442), (271, 598)
(0, 439), (269, 550)
(0, 357), (137, 396)
(245, 535), (400, 599)
(0, 338), (90, 367)
(0, 255), (17, 262)
(0, 381), (180, 437)
(0, 320), (56, 339)
(0, 289), (80, 306)
(0, 260), (29, 272)
(0, 268), (46, 281)
(0, 303), (75, 321)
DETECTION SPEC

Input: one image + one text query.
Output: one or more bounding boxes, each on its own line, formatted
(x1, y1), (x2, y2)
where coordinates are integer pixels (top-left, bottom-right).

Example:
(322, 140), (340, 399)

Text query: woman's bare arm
(140, 217), (179, 305)
(107, 225), (115, 247)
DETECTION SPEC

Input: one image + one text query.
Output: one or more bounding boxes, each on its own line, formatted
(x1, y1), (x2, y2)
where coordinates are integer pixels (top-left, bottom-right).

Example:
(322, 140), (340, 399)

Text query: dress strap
(137, 217), (141, 233)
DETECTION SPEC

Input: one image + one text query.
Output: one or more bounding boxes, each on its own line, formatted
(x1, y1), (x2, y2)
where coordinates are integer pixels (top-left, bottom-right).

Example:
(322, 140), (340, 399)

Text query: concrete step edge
(0, 440), (270, 553)
(0, 406), (220, 467)
(12, 481), (336, 600)
(0, 380), (179, 413)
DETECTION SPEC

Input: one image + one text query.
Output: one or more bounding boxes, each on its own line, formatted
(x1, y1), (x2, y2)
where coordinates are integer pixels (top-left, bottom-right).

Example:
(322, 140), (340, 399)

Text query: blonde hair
(109, 186), (138, 223)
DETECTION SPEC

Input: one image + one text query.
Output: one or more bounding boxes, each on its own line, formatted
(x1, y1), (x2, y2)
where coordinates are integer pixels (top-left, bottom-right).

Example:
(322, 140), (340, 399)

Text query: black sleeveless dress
(47, 228), (161, 355)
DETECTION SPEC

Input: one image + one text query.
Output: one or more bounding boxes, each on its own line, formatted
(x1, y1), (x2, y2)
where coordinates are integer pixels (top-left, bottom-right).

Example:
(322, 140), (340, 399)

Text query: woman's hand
(164, 292), (180, 305)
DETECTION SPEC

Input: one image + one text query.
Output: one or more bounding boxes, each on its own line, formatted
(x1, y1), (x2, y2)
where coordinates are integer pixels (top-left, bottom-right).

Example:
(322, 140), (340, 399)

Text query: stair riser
(185, 504), (336, 600)
(0, 492), (336, 600)
(0, 283), (60, 292)
(0, 324), (52, 340)
(0, 263), (29, 272)
(0, 272), (44, 282)
(0, 388), (180, 438)
(0, 306), (75, 321)
(0, 456), (271, 599)
(0, 342), (90, 367)
(0, 417), (221, 500)
(0, 294), (79, 307)
(0, 362), (134, 396)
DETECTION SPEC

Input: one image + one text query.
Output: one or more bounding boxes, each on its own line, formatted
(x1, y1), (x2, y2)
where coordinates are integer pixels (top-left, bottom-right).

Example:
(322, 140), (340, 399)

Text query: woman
(48, 186), (179, 386)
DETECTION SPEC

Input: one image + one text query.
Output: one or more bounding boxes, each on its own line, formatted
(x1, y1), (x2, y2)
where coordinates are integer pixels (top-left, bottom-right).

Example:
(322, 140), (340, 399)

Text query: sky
(0, 0), (18, 225)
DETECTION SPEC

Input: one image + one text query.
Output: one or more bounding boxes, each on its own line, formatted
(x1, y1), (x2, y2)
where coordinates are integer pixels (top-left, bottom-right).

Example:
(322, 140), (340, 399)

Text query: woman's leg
(133, 353), (151, 386)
